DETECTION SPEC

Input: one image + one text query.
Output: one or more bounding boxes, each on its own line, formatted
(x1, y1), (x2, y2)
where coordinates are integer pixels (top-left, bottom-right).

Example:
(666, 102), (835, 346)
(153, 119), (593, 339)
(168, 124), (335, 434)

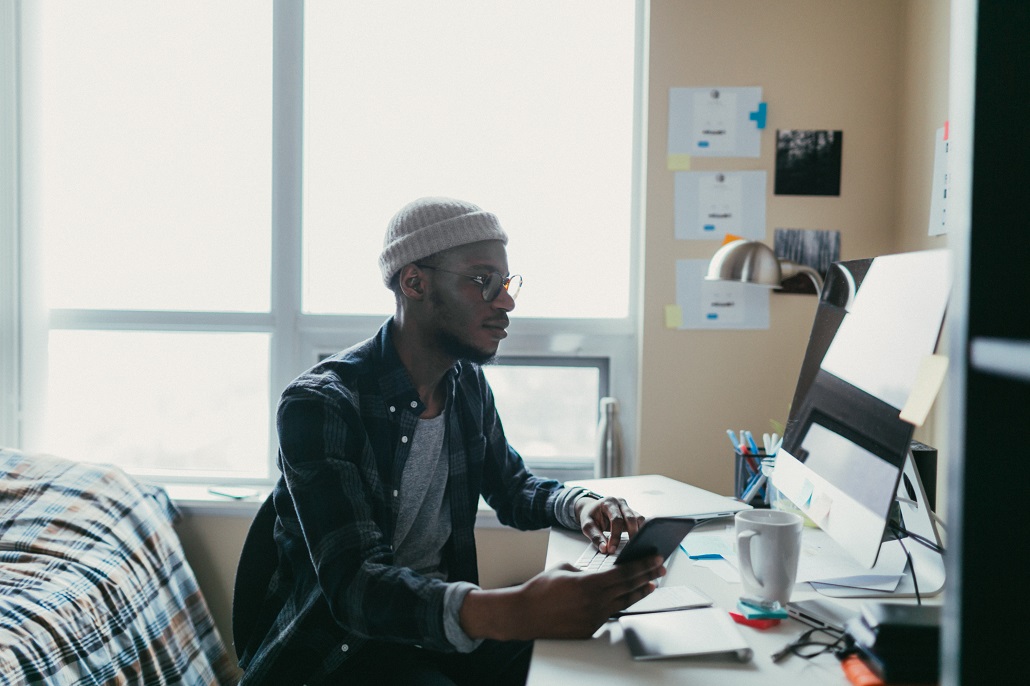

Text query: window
(11, 2), (644, 486)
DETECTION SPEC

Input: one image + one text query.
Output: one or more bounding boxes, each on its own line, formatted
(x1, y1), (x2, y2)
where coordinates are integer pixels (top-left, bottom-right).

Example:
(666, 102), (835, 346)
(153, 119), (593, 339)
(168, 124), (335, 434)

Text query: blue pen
(726, 429), (741, 452)
(744, 430), (760, 455)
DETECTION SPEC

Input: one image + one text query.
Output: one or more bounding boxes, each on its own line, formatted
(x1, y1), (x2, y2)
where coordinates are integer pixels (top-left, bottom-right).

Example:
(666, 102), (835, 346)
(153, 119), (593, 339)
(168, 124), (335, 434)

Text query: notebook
(568, 474), (750, 521)
(619, 607), (753, 661)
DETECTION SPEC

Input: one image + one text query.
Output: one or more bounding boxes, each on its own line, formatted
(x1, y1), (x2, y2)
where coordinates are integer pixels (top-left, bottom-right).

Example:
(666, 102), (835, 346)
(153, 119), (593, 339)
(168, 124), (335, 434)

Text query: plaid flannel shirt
(239, 319), (564, 684)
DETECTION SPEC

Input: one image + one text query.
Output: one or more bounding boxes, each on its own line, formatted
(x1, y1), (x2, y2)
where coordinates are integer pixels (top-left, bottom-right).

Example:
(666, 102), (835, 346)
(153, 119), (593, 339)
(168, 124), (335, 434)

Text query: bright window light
(302, 0), (635, 318)
(43, 331), (270, 479)
(35, 0), (273, 312)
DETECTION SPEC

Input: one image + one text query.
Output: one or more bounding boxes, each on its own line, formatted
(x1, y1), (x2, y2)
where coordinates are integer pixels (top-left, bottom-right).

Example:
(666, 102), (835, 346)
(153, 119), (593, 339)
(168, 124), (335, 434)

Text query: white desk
(527, 517), (938, 685)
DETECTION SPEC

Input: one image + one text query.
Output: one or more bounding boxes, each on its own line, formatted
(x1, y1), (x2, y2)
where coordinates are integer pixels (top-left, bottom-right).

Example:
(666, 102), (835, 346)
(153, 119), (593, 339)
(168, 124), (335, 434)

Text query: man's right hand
(459, 556), (665, 641)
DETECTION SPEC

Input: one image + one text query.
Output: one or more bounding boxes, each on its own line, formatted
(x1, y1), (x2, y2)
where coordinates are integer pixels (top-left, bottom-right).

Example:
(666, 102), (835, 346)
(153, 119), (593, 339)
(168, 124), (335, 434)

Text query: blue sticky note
(748, 102), (768, 129)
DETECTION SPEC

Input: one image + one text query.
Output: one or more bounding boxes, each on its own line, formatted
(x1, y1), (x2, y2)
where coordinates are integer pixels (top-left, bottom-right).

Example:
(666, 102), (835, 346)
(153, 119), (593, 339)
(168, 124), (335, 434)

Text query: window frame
(7, 0), (648, 487)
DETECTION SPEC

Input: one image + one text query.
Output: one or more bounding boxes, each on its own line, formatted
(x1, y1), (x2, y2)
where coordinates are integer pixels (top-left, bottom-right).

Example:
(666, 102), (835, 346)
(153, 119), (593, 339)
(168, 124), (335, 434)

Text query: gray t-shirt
(393, 411), (588, 652)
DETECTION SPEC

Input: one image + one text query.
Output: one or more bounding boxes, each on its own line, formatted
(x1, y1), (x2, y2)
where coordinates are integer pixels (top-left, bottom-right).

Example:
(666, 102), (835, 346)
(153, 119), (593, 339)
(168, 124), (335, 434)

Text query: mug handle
(737, 529), (763, 590)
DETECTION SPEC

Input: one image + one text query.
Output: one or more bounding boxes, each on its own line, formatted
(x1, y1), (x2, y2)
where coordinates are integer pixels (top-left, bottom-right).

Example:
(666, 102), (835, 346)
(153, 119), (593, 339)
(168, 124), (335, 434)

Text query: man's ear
(398, 264), (425, 299)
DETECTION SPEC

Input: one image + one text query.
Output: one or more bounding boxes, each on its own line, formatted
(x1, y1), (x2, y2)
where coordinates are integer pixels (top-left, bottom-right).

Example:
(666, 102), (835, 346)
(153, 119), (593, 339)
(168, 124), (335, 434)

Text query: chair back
(232, 494), (279, 661)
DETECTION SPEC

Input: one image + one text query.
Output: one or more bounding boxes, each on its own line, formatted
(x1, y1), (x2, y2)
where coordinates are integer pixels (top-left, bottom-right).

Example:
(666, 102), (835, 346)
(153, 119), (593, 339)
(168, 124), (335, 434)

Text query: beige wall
(178, 0), (952, 665)
(638, 0), (950, 496)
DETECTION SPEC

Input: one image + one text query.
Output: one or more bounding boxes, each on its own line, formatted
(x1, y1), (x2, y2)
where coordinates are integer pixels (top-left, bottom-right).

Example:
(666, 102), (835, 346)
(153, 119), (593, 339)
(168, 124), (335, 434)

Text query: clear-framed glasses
(415, 264), (522, 301)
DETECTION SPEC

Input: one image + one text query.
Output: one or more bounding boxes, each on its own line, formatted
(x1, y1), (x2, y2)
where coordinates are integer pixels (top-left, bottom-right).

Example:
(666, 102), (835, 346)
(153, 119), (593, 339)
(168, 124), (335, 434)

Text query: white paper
(619, 585), (714, 615)
(674, 171), (767, 240)
(928, 126), (949, 236)
(795, 527), (906, 584)
(675, 259), (770, 330)
(668, 87), (763, 158)
(820, 249), (951, 409)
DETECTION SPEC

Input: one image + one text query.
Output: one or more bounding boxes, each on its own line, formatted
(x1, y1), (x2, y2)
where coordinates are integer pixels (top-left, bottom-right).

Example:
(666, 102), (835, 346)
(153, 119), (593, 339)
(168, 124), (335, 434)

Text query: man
(238, 197), (663, 685)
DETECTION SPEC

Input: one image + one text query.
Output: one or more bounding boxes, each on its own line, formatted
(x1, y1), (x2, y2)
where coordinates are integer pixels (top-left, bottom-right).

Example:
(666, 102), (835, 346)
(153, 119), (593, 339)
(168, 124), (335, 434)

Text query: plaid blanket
(0, 449), (238, 685)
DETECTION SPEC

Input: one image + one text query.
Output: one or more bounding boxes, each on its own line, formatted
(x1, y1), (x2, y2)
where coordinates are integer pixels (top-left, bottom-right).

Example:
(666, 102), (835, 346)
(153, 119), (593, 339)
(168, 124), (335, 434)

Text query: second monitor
(771, 249), (950, 596)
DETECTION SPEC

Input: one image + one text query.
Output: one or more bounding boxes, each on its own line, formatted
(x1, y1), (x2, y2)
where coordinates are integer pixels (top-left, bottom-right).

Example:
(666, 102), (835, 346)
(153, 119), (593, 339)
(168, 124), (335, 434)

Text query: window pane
(41, 331), (270, 479)
(33, 1), (273, 312)
(303, 0), (635, 317)
(482, 364), (599, 463)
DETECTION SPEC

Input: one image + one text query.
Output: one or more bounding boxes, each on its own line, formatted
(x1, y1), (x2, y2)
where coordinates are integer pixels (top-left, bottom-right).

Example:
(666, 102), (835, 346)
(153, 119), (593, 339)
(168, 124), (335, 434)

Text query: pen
(679, 543), (724, 560)
(726, 429), (742, 452)
(744, 430), (760, 455)
(762, 432), (772, 455)
(741, 473), (766, 503)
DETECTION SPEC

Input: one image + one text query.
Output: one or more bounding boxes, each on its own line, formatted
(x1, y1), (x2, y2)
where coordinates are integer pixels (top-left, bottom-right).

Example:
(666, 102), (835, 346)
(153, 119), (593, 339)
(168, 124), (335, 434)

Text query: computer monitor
(771, 249), (950, 596)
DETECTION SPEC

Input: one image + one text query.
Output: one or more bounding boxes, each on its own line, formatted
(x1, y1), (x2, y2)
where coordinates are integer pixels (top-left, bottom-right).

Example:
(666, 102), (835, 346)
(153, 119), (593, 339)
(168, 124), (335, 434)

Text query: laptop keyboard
(573, 533), (629, 571)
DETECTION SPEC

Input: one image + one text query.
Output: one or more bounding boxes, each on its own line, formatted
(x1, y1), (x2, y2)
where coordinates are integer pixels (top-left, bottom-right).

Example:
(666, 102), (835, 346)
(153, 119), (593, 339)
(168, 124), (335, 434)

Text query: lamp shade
(706, 239), (825, 295)
(705, 239), (784, 287)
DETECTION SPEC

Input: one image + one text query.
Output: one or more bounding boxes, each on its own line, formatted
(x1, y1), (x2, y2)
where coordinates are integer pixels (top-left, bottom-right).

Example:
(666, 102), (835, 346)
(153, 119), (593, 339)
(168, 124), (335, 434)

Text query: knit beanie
(379, 197), (509, 287)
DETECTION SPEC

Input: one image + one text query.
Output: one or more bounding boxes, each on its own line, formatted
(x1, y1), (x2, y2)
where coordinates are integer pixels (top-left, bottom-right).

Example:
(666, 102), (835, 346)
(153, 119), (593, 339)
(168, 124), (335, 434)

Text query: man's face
(423, 240), (516, 364)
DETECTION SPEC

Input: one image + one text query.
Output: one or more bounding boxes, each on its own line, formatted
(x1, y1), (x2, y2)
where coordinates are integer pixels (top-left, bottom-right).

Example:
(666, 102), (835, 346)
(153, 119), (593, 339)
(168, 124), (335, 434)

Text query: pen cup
(733, 449), (768, 507)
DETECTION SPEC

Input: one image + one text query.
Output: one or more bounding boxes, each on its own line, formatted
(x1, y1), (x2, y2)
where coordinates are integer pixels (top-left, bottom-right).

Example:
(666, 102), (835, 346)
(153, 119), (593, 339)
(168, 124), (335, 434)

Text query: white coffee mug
(735, 509), (804, 607)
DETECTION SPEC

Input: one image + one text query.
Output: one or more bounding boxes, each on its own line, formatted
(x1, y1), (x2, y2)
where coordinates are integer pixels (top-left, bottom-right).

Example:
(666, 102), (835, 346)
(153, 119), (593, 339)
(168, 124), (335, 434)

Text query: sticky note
(664, 304), (684, 329)
(667, 153), (692, 171)
(748, 102), (768, 129)
(900, 354), (949, 427)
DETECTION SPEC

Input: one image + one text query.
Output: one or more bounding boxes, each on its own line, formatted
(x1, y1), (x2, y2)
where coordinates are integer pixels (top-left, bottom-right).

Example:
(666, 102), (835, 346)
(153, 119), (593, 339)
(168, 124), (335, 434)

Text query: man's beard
(437, 328), (497, 365)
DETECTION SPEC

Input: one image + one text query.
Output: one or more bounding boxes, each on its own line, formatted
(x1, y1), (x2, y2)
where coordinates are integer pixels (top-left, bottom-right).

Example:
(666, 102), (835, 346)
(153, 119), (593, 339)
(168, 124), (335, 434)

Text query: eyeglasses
(771, 626), (848, 663)
(415, 264), (522, 301)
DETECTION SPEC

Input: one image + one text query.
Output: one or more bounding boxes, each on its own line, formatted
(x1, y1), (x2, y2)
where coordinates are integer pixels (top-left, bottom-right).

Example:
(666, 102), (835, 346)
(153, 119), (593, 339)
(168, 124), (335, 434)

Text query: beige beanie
(379, 197), (509, 287)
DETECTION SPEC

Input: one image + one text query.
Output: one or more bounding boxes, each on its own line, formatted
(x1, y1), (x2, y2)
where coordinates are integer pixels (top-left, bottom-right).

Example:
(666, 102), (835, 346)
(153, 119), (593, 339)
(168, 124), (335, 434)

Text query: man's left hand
(576, 495), (645, 554)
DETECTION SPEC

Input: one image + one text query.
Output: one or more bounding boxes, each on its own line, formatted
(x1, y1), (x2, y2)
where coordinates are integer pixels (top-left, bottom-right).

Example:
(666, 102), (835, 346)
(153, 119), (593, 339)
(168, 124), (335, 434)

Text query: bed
(0, 448), (238, 685)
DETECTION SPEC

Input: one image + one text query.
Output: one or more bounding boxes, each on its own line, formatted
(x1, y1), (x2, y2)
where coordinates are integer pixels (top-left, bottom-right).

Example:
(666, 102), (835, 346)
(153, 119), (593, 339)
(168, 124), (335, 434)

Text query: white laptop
(567, 474), (750, 521)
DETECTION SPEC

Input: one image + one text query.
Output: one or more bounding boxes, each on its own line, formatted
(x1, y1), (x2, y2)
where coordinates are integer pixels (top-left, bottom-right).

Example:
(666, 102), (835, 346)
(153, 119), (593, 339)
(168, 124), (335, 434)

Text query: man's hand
(576, 495), (645, 554)
(459, 556), (665, 641)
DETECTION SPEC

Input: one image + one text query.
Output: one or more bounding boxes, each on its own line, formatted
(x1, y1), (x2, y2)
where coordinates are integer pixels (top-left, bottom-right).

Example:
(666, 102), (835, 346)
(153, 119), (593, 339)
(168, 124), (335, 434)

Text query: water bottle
(596, 397), (623, 478)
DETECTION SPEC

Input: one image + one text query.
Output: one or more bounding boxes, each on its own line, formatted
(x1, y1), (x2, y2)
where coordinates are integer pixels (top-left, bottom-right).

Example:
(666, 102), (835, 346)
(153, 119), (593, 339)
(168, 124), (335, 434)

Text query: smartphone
(614, 517), (699, 565)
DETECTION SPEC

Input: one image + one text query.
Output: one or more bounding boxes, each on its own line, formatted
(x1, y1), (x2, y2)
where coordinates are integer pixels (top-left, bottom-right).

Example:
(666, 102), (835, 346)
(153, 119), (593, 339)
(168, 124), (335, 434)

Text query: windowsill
(163, 484), (269, 518)
(163, 484), (506, 528)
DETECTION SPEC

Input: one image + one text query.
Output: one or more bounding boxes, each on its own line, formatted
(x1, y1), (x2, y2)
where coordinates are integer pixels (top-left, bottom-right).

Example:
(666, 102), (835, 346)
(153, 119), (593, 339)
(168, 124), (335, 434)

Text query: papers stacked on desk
(616, 585), (713, 615)
(682, 525), (908, 594)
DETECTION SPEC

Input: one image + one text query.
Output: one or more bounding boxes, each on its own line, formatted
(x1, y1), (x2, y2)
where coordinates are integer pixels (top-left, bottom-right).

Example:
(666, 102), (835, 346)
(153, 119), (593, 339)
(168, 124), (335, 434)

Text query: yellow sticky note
(900, 354), (949, 427)
(667, 153), (691, 171)
(664, 304), (683, 329)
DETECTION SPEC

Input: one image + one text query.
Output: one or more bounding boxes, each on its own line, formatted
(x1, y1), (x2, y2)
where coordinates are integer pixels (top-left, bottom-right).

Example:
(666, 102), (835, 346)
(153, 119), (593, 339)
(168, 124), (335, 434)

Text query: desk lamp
(706, 239), (824, 296)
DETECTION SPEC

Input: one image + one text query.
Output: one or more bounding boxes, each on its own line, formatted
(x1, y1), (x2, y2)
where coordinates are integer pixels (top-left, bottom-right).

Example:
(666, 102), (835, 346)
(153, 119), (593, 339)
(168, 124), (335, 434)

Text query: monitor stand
(810, 449), (945, 599)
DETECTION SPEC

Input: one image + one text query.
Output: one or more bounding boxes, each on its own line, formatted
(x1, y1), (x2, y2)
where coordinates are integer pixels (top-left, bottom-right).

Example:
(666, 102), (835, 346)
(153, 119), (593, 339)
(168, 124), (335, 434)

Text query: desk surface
(527, 513), (939, 685)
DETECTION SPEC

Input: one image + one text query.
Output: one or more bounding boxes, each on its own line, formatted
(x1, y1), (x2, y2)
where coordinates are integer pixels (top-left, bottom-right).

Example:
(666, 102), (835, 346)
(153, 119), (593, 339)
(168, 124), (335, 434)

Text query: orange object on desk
(841, 655), (885, 686)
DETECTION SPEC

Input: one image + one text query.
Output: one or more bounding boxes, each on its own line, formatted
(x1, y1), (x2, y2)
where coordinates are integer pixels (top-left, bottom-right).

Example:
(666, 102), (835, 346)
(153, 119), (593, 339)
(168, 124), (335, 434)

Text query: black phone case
(615, 517), (698, 565)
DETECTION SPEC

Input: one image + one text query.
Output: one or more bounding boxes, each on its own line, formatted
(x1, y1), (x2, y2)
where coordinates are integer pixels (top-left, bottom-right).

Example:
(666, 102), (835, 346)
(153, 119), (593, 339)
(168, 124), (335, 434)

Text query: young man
(238, 197), (663, 685)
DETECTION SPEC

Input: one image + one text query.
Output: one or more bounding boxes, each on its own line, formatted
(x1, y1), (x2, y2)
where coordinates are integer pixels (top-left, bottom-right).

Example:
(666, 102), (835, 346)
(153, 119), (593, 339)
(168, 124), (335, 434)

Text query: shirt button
(393, 489), (399, 497)
(410, 400), (418, 408)
(341, 643), (349, 652)
(401, 435), (408, 443)
(389, 405), (396, 413)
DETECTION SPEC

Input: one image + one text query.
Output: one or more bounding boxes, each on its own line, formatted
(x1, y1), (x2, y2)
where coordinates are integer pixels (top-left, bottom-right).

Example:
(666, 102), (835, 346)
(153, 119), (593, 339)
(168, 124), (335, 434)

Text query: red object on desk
(841, 655), (885, 686)
(728, 611), (780, 629)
